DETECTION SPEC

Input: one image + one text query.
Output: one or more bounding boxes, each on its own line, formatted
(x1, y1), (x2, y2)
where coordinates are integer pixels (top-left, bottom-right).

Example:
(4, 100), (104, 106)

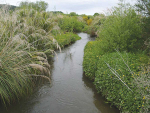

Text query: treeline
(83, 1), (149, 113)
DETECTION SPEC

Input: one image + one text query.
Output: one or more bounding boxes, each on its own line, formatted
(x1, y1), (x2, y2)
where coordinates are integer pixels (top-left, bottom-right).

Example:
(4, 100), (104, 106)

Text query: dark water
(0, 33), (119, 113)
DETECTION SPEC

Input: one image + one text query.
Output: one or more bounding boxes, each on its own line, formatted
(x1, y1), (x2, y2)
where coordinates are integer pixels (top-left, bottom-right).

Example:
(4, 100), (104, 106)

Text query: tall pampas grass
(0, 5), (57, 105)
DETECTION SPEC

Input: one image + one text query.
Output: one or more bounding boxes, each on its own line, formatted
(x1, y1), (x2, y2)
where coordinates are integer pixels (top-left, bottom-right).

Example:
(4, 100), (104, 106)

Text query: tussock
(29, 64), (50, 76)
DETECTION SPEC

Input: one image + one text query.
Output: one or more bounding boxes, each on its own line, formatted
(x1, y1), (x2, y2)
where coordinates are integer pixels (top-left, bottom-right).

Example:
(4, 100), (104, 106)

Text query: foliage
(82, 16), (93, 25)
(83, 16), (88, 21)
(135, 0), (150, 53)
(69, 12), (78, 16)
(87, 18), (92, 25)
(86, 15), (106, 37)
(83, 41), (149, 112)
(0, 29), (51, 106)
(83, 41), (105, 79)
(19, 1), (48, 12)
(98, 4), (143, 52)
(54, 32), (81, 48)
(93, 13), (100, 16)
(136, 0), (150, 16)
(12, 9), (59, 57)
(83, 1), (150, 112)
(94, 52), (149, 113)
(58, 16), (85, 32)
(52, 11), (64, 14)
(0, 2), (82, 105)
(0, 4), (16, 11)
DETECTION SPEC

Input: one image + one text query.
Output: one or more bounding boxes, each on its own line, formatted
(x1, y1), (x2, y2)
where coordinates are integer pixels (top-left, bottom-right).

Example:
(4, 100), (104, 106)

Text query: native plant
(0, 5), (53, 105)
(19, 1), (48, 12)
(136, 0), (150, 53)
(98, 3), (142, 52)
(58, 16), (85, 33)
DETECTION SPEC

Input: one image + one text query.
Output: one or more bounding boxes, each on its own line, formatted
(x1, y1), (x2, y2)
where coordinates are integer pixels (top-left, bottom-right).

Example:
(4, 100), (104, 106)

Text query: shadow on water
(0, 33), (120, 113)
(82, 73), (119, 113)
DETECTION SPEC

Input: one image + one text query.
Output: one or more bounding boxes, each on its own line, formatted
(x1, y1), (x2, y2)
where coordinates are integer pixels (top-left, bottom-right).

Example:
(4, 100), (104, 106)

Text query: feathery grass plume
(0, 35), (32, 105)
(0, 6), (52, 106)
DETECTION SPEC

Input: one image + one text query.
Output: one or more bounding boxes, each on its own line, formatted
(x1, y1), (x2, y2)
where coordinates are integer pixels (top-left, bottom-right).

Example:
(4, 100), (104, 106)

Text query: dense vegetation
(0, 1), (83, 106)
(0, 0), (149, 112)
(83, 1), (150, 113)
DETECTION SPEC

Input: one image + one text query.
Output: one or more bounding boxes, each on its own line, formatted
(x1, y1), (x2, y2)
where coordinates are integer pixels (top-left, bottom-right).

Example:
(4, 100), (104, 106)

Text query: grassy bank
(0, 2), (83, 106)
(53, 32), (81, 48)
(83, 2), (150, 113)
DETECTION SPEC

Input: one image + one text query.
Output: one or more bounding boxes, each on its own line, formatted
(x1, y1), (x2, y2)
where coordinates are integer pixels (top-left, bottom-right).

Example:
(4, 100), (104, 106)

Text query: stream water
(0, 33), (119, 113)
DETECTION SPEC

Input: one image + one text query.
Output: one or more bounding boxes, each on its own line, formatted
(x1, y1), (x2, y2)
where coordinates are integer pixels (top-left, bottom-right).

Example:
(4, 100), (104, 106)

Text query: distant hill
(0, 4), (17, 11)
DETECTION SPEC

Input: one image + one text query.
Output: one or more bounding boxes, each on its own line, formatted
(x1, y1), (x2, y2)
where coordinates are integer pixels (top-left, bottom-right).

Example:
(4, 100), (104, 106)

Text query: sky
(0, 0), (136, 15)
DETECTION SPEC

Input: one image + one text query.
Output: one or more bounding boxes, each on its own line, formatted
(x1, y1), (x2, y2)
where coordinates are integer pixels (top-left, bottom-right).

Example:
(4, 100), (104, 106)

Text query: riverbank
(83, 2), (150, 113)
(83, 42), (149, 112)
(0, 33), (120, 113)
(0, 4), (82, 106)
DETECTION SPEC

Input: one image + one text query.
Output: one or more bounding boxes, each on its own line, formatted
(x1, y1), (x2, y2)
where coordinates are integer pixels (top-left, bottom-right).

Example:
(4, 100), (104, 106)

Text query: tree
(69, 12), (78, 16)
(98, 3), (143, 52)
(19, 1), (48, 12)
(93, 13), (99, 16)
(135, 0), (150, 52)
(136, 0), (150, 16)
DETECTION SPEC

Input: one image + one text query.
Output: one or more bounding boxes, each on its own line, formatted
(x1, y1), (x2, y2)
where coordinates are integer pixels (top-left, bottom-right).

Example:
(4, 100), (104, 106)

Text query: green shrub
(69, 12), (78, 16)
(94, 52), (149, 112)
(98, 5), (142, 52)
(83, 2), (150, 113)
(58, 17), (85, 33)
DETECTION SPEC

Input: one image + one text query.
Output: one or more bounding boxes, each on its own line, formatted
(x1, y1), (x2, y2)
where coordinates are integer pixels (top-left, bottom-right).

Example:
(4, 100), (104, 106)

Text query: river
(0, 33), (119, 113)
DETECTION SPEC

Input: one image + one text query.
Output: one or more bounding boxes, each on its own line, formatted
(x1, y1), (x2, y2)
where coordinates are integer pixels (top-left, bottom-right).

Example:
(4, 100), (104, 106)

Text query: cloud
(1, 0), (136, 15)
(48, 0), (119, 15)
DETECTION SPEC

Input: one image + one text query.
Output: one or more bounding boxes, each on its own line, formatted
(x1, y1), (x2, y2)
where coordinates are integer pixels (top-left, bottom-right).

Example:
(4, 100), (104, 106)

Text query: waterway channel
(0, 33), (119, 113)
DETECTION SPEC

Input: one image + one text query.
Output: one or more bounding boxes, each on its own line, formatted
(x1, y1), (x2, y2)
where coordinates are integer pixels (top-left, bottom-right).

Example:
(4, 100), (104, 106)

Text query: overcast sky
(1, 0), (136, 15)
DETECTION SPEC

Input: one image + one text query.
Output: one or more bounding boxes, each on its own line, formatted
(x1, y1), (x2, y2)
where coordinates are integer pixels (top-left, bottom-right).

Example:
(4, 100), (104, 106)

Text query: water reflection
(82, 73), (119, 113)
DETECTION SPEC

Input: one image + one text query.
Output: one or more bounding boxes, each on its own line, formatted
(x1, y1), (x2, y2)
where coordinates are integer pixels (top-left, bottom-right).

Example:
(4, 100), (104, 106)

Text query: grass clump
(0, 1), (83, 106)
(0, 34), (51, 105)
(0, 3), (53, 105)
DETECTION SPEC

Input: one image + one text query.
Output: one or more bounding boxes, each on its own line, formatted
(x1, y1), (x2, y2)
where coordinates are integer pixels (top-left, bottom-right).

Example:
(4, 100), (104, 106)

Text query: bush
(98, 5), (143, 52)
(85, 15), (106, 37)
(58, 17), (85, 33)
(83, 2), (150, 113)
(69, 12), (78, 16)
(82, 16), (93, 26)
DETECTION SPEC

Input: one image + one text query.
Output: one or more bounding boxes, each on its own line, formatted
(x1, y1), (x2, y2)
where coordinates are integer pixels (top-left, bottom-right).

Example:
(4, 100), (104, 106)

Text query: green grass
(54, 32), (81, 48)
(83, 40), (105, 79)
